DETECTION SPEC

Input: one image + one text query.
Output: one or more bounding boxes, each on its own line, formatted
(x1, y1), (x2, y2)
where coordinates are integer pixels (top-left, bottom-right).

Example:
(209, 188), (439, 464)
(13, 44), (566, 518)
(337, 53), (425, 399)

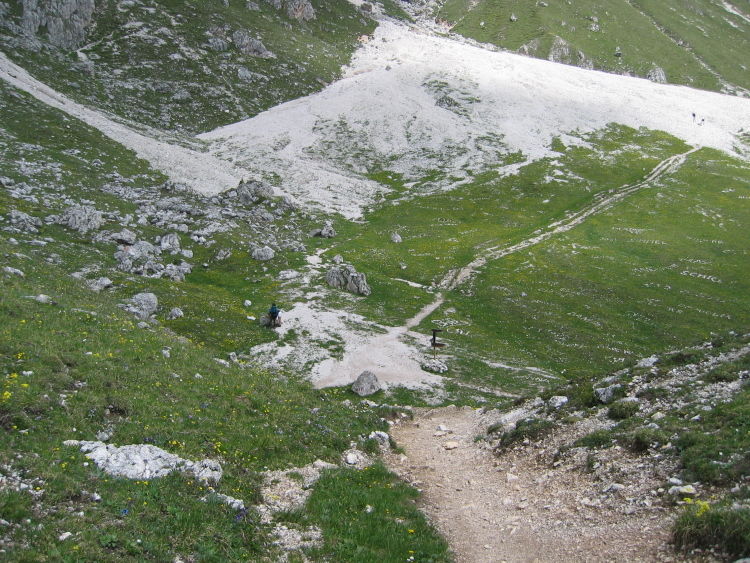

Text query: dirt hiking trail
(385, 406), (716, 563)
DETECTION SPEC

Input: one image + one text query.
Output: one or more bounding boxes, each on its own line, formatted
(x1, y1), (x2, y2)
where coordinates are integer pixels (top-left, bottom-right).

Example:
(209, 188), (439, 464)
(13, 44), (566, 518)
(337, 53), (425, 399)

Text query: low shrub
(575, 429), (615, 449)
(628, 428), (667, 453)
(673, 505), (750, 560)
(497, 418), (555, 449)
(607, 400), (640, 420)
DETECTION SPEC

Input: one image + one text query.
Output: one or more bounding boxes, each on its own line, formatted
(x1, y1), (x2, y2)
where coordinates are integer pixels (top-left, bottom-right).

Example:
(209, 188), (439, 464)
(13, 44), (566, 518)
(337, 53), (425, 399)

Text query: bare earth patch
(385, 406), (720, 563)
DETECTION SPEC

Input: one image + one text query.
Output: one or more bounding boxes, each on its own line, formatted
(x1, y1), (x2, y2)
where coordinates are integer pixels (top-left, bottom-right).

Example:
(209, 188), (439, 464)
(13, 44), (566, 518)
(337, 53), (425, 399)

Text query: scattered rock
(443, 441), (460, 450)
(351, 371), (381, 396)
(167, 307), (184, 320)
(391, 232), (402, 243)
(3, 266), (25, 278)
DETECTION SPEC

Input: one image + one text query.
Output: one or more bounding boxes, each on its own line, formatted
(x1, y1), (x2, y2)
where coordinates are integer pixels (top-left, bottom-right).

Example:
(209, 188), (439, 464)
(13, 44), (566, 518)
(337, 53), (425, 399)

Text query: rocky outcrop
(236, 179), (275, 204)
(262, 0), (315, 20)
(233, 30), (274, 58)
(21, 0), (96, 49)
(325, 264), (371, 296)
(50, 204), (104, 234)
(9, 210), (43, 233)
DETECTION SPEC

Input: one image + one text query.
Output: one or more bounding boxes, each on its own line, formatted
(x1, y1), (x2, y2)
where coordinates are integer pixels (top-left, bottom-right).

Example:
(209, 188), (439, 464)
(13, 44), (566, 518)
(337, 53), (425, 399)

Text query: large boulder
(252, 246), (275, 261)
(325, 264), (371, 296)
(351, 371), (381, 396)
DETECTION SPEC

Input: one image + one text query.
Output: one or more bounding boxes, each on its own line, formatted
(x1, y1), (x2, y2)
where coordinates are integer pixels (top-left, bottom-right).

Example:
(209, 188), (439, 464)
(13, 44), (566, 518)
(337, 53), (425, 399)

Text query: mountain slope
(433, 0), (750, 96)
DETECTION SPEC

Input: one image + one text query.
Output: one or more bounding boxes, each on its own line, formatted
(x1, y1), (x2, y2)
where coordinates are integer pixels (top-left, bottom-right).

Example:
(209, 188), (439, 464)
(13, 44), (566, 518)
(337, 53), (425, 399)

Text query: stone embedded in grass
(63, 440), (223, 482)
(87, 277), (113, 292)
(3, 266), (24, 278)
(351, 370), (381, 396)
(391, 232), (402, 243)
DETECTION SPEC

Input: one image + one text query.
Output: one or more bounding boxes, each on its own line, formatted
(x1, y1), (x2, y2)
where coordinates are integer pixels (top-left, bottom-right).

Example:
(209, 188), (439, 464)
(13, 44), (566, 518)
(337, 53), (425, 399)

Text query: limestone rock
(160, 233), (181, 254)
(368, 431), (390, 446)
(125, 292), (158, 319)
(252, 246), (275, 261)
(237, 179), (274, 204)
(111, 229), (137, 245)
(548, 396), (568, 408)
(594, 384), (622, 404)
(351, 370), (381, 396)
(286, 0), (315, 20)
(55, 205), (104, 234)
(167, 307), (184, 320)
(391, 232), (402, 243)
(325, 264), (371, 296)
(206, 37), (229, 51)
(87, 277), (113, 292)
(233, 30), (274, 58)
(3, 266), (25, 278)
(21, 0), (96, 49)
(422, 359), (448, 373)
(9, 210), (43, 233)
(647, 66), (668, 84)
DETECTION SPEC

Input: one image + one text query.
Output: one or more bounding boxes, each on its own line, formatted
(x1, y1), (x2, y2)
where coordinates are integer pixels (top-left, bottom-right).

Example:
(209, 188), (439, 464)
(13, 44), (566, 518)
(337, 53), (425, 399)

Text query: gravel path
(385, 406), (714, 563)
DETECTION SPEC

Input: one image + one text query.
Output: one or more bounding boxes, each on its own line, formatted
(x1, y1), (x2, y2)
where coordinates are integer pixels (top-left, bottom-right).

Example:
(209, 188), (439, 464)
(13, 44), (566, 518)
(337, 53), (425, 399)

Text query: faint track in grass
(417, 146), (703, 314)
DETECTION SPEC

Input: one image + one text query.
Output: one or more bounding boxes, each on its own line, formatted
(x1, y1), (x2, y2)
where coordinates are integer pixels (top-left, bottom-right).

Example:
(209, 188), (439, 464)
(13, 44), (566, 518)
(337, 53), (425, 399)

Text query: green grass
(304, 462), (452, 563)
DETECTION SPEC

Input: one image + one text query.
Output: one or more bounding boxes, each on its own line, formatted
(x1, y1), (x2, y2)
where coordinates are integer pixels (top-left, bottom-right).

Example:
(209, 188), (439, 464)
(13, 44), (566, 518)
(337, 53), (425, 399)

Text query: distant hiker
(692, 112), (696, 122)
(268, 303), (281, 326)
(700, 118), (705, 126)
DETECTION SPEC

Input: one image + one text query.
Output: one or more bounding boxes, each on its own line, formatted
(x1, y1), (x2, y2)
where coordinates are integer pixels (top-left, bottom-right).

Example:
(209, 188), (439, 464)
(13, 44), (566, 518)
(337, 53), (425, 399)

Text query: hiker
(268, 303), (281, 326)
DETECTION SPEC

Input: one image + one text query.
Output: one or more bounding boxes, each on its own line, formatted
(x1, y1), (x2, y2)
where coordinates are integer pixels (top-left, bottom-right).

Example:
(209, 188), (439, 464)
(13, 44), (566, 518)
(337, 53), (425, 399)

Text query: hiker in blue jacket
(268, 303), (281, 326)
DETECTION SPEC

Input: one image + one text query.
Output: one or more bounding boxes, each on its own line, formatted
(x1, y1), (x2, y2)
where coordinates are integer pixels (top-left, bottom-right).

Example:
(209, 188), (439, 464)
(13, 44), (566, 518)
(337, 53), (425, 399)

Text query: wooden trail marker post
(430, 328), (445, 359)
